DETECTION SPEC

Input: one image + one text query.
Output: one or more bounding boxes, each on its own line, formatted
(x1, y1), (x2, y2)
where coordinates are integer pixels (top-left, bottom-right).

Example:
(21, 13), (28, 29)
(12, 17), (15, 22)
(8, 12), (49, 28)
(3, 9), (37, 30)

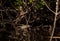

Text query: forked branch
(49, 0), (59, 41)
(41, 0), (59, 41)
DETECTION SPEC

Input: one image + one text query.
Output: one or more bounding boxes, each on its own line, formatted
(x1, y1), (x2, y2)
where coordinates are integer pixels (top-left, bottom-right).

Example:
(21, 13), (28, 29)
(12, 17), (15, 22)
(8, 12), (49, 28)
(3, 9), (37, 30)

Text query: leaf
(29, 0), (33, 3)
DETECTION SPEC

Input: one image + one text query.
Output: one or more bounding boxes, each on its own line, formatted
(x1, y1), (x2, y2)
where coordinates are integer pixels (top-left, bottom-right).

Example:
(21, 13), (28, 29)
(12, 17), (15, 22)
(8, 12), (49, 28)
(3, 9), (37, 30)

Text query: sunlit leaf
(29, 0), (33, 3)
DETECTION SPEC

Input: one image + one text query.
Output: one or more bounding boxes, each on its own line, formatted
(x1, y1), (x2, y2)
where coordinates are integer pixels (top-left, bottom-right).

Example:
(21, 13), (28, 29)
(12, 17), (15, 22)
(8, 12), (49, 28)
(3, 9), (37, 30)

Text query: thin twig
(42, 0), (55, 14)
(48, 36), (60, 39)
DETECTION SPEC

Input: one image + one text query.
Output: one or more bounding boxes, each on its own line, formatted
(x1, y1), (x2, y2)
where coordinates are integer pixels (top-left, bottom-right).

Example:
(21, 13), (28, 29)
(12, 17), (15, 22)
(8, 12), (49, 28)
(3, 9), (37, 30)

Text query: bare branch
(48, 36), (60, 39)
(49, 0), (59, 41)
(41, 0), (55, 14)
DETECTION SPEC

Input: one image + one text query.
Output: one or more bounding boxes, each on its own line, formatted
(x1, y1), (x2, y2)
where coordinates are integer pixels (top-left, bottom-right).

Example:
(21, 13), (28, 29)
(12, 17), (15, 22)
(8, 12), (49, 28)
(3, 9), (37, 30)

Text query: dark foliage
(0, 0), (60, 41)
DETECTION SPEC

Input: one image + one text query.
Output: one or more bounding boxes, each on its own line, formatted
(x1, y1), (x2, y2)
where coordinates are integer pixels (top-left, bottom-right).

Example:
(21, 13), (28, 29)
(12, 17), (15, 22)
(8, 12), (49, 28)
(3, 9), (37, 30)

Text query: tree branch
(41, 0), (55, 14)
(49, 0), (59, 41)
